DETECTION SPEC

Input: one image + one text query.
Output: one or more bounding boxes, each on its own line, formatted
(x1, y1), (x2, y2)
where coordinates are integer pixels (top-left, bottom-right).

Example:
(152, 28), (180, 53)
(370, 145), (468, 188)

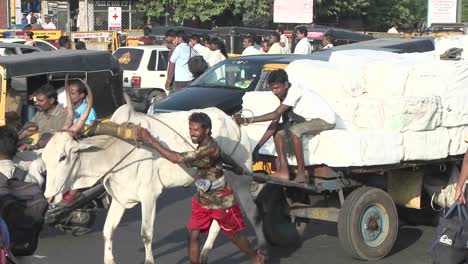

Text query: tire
(338, 187), (398, 260)
(259, 184), (309, 247)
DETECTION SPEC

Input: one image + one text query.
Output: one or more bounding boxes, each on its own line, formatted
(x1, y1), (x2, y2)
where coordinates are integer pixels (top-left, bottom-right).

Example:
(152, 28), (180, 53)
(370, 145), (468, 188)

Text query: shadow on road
(387, 225), (423, 257)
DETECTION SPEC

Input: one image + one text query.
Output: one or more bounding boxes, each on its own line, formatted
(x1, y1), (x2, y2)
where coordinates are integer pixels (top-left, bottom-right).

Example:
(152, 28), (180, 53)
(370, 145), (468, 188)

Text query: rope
(98, 144), (137, 179)
(234, 109), (255, 126)
(145, 115), (196, 150)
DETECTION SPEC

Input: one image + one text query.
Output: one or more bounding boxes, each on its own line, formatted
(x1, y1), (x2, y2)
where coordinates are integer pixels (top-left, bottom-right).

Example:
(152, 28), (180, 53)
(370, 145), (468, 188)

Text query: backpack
(0, 218), (16, 264)
(0, 168), (48, 256)
(430, 203), (468, 263)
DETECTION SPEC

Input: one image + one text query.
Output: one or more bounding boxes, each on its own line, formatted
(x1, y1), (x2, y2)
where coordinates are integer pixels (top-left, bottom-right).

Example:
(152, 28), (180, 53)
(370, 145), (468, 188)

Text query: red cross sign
(108, 7), (122, 30)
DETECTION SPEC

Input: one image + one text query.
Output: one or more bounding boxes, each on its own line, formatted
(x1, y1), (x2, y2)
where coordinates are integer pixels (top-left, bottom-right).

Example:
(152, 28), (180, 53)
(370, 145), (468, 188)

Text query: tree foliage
(314, 0), (369, 18)
(136, 0), (427, 31)
(136, 0), (273, 27)
(364, 0), (427, 31)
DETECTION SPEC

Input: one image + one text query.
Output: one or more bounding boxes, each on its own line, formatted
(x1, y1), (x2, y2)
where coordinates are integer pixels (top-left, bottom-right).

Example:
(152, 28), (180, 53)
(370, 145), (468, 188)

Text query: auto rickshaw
(0, 50), (124, 134)
(0, 50), (125, 236)
(212, 26), (275, 57)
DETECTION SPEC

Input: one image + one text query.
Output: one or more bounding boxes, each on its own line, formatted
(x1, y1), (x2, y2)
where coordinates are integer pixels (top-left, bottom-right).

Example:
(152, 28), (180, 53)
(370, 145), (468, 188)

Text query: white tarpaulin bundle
(242, 48), (468, 167)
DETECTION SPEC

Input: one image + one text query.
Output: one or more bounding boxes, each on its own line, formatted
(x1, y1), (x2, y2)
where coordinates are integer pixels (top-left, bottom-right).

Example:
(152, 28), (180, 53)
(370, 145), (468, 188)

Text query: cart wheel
(259, 184), (309, 247)
(338, 187), (398, 260)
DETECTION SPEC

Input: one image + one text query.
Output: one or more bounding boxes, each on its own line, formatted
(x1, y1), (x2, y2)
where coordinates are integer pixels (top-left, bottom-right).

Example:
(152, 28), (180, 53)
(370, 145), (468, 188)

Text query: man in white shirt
(320, 31), (334, 50)
(165, 30), (193, 93)
(235, 69), (336, 183)
(42, 16), (57, 30)
(294, 26), (312, 54)
(241, 36), (261, 56)
(277, 27), (290, 54)
(189, 34), (212, 62)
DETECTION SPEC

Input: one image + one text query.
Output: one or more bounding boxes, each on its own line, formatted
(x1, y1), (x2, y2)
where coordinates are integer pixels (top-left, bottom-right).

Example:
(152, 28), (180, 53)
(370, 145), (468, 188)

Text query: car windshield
(113, 48), (144, 71)
(191, 60), (264, 90)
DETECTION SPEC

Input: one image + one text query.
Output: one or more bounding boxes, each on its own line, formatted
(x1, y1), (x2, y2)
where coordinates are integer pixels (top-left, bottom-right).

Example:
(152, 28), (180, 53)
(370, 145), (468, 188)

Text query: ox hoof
(104, 257), (115, 264)
(144, 259), (155, 264)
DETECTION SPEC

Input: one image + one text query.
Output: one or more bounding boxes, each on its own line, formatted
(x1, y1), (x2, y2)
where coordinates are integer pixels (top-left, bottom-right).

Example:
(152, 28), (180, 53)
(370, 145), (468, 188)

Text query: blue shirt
(73, 101), (97, 126)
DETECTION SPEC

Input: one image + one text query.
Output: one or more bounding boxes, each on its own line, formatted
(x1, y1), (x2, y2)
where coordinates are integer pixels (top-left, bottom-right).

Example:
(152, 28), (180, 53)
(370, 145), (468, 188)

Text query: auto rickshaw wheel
(258, 184), (309, 247)
(338, 187), (398, 260)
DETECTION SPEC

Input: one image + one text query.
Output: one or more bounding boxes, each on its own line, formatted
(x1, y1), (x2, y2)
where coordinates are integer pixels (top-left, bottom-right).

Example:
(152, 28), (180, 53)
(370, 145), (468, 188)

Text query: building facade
(0, 0), (11, 28)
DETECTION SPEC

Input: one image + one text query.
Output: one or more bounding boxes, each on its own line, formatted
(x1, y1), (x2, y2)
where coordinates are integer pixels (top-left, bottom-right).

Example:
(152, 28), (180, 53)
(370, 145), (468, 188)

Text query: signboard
(29, 30), (63, 40)
(274, 0), (313, 23)
(1, 30), (62, 41)
(95, 0), (130, 10)
(71, 32), (111, 39)
(427, 0), (458, 26)
(108, 7), (122, 31)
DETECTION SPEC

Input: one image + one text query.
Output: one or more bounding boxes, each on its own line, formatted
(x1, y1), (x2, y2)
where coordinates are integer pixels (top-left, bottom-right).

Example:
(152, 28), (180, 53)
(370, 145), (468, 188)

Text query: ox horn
(68, 79), (94, 134)
(62, 74), (75, 130)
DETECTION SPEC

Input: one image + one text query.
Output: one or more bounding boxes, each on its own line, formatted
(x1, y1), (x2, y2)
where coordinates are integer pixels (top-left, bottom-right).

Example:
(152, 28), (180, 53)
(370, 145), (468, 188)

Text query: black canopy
(213, 27), (274, 36)
(0, 50), (122, 78)
(150, 26), (216, 37)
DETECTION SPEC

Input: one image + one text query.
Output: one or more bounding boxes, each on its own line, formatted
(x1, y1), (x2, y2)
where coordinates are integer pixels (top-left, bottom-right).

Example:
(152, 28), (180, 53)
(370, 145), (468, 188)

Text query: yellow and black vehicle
(0, 50), (124, 133)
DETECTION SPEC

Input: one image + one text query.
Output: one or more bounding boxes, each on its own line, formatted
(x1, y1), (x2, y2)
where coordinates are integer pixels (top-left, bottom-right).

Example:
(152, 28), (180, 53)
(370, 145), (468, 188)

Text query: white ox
(42, 104), (267, 264)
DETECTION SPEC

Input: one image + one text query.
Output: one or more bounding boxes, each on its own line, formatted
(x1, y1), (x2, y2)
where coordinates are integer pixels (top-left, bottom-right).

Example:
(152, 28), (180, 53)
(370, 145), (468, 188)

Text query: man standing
(18, 84), (67, 152)
(138, 27), (153, 46)
(189, 34), (212, 62)
(42, 16), (56, 30)
(235, 70), (336, 183)
(321, 32), (334, 49)
(58, 36), (71, 49)
(267, 32), (285, 54)
(277, 27), (290, 54)
(165, 30), (193, 93)
(21, 14), (28, 25)
(137, 113), (264, 264)
(241, 36), (261, 56)
(294, 26), (312, 54)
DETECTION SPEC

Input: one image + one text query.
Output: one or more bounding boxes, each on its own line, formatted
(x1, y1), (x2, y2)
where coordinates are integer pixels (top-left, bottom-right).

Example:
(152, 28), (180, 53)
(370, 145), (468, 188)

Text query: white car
(0, 38), (57, 51)
(113, 45), (170, 112)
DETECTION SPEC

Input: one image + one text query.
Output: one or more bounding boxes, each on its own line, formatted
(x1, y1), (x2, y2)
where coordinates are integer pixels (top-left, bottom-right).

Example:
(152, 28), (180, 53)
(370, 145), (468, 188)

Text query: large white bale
(441, 91), (468, 127)
(286, 60), (357, 98)
(447, 126), (468, 155)
(349, 96), (442, 132)
(402, 127), (450, 161)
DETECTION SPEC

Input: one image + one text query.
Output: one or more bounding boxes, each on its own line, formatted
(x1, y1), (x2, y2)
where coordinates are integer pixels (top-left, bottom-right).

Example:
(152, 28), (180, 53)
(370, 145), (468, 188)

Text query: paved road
(30, 187), (435, 264)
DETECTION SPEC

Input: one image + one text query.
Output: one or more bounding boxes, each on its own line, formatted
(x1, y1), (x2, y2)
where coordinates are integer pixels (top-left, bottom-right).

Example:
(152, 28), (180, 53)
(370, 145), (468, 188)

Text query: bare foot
(252, 252), (265, 264)
(294, 174), (308, 184)
(271, 171), (290, 181)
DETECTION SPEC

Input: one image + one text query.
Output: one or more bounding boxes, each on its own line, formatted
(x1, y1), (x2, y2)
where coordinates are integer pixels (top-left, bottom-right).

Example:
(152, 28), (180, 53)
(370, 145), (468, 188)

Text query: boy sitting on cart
(235, 69), (336, 183)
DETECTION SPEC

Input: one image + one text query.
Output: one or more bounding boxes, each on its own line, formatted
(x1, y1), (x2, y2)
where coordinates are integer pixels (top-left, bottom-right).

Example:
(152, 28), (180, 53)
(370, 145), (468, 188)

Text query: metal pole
(8, 0), (14, 27)
(457, 0), (462, 22)
(85, 0), (89, 31)
(129, 0), (132, 30)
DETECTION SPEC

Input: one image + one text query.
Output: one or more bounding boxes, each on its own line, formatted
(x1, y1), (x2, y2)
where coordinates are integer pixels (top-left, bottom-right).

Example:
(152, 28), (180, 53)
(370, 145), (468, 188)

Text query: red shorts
(187, 197), (246, 236)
